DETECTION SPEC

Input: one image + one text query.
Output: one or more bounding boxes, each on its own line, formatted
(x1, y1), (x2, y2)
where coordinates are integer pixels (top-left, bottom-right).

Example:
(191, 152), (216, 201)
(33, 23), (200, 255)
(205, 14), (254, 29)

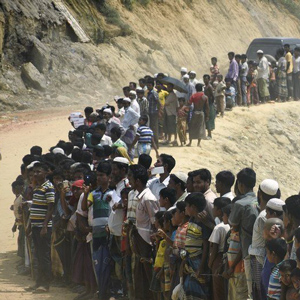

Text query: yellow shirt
(158, 90), (169, 106)
(286, 52), (293, 74)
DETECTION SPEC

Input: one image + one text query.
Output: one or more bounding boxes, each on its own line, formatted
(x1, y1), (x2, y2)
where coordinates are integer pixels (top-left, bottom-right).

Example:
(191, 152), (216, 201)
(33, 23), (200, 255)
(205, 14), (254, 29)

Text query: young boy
(159, 187), (176, 211)
(265, 198), (285, 219)
(266, 238), (287, 300)
(176, 98), (189, 146)
(129, 115), (159, 157)
(278, 259), (298, 300)
(214, 74), (226, 117)
(210, 57), (220, 84)
(208, 197), (231, 300)
(215, 170), (235, 200)
(291, 268), (300, 296)
(225, 78), (236, 110)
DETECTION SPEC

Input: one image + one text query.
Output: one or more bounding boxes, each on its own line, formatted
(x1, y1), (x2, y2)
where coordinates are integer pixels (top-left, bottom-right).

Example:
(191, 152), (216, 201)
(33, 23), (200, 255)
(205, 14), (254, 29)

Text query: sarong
(137, 143), (151, 156)
(293, 72), (300, 99)
(163, 113), (177, 135)
(277, 71), (288, 98)
(211, 252), (225, 300)
(287, 73), (294, 98)
(206, 103), (215, 131)
(189, 111), (206, 139)
(257, 78), (270, 98)
(177, 117), (187, 143)
(216, 95), (225, 113)
(250, 255), (263, 300)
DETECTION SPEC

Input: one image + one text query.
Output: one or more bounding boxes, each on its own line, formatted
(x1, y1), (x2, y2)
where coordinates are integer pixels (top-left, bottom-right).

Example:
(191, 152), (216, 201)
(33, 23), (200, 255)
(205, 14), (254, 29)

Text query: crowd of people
(9, 45), (300, 300)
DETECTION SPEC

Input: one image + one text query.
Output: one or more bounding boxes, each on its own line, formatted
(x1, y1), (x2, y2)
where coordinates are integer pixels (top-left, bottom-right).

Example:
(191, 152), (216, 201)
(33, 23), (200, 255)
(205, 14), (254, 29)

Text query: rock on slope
(0, 0), (299, 111)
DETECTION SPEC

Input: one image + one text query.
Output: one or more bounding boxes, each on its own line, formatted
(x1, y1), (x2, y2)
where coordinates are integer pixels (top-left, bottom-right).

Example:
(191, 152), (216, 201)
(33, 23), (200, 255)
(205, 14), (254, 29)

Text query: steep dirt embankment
(0, 0), (300, 111)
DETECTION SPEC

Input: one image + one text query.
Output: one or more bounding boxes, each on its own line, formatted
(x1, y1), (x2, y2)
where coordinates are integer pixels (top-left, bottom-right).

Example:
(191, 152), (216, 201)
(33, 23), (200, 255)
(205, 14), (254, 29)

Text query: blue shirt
(136, 126), (153, 144)
(267, 261), (282, 300)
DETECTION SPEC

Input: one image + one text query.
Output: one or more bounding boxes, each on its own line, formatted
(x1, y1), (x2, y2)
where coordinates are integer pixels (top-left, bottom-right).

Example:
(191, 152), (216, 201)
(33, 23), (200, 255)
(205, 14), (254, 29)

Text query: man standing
(167, 172), (188, 209)
(27, 162), (55, 293)
(129, 90), (140, 115)
(229, 168), (259, 299)
(163, 83), (178, 145)
(256, 50), (270, 103)
(180, 67), (188, 79)
(240, 54), (249, 106)
(284, 44), (294, 100)
(147, 79), (160, 147)
(189, 71), (199, 86)
(128, 164), (159, 300)
(182, 74), (196, 104)
(136, 88), (149, 117)
(225, 52), (239, 91)
(235, 54), (242, 106)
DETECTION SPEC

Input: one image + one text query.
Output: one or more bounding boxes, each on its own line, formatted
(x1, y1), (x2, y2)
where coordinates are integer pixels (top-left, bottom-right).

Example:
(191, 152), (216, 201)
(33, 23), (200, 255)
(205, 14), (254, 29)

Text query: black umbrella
(159, 76), (188, 93)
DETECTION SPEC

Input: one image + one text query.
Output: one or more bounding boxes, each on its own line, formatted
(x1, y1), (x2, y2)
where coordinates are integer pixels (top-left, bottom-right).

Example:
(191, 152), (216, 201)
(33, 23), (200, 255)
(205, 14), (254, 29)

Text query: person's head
(89, 112), (99, 123)
(122, 97), (131, 108)
(279, 259), (297, 287)
(64, 142), (74, 156)
(216, 74), (223, 82)
(129, 90), (137, 100)
(185, 192), (206, 216)
(72, 167), (86, 181)
(213, 197), (231, 219)
(180, 67), (187, 77)
(283, 195), (300, 230)
(33, 163), (49, 185)
(291, 268), (300, 291)
(163, 210), (175, 232)
(11, 180), (24, 196)
(266, 238), (287, 264)
(178, 97), (185, 108)
(263, 218), (284, 241)
(110, 127), (122, 143)
(195, 83), (203, 92)
(155, 82), (163, 92)
(211, 57), (217, 65)
(203, 74), (210, 85)
(192, 168), (212, 193)
(186, 171), (194, 193)
(136, 88), (144, 98)
(241, 54), (247, 63)
(138, 154), (152, 170)
(129, 82), (137, 91)
(235, 54), (241, 63)
(139, 78), (146, 88)
(189, 71), (196, 80)
(257, 50), (264, 60)
(72, 180), (84, 199)
(225, 78), (232, 88)
(215, 170), (235, 195)
(138, 115), (148, 126)
(52, 168), (64, 189)
(93, 147), (105, 161)
(276, 48), (285, 59)
(172, 201), (188, 226)
(22, 154), (36, 167)
(96, 160), (112, 187)
(84, 106), (93, 120)
(146, 79), (155, 91)
(182, 74), (190, 84)
(166, 83), (174, 93)
(154, 211), (165, 229)
(228, 52), (235, 61)
(122, 86), (131, 97)
(266, 198), (285, 219)
(236, 168), (256, 195)
(91, 133), (102, 146)
(159, 188), (176, 209)
(155, 154), (176, 175)
(222, 204), (232, 225)
(258, 179), (280, 210)
(295, 47), (300, 58)
(128, 164), (148, 190)
(111, 157), (129, 185)
(284, 44), (290, 52)
(168, 172), (188, 195)
(120, 187), (131, 208)
(30, 146), (42, 156)
(81, 151), (93, 164)
(103, 108), (113, 121)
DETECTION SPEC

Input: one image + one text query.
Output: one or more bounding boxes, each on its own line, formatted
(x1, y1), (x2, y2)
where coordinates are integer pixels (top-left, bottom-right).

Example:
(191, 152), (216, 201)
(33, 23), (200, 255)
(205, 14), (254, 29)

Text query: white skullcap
(173, 172), (188, 184)
(113, 157), (129, 165)
(129, 90), (136, 95)
(154, 73), (158, 78)
(266, 198), (285, 212)
(259, 179), (279, 196)
(181, 67), (187, 73)
(123, 97), (131, 103)
(27, 161), (40, 169)
(52, 147), (65, 155)
(257, 50), (264, 54)
(103, 108), (112, 115)
(183, 74), (189, 79)
(190, 70), (196, 74)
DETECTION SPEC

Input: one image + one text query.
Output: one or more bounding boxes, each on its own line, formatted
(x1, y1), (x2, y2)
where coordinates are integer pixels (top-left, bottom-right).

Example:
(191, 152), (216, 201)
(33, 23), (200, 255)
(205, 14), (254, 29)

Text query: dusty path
(0, 102), (300, 299)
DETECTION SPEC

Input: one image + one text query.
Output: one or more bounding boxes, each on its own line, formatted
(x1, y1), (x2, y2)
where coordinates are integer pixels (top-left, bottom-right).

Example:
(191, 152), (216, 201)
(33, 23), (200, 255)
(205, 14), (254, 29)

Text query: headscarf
(116, 147), (133, 165)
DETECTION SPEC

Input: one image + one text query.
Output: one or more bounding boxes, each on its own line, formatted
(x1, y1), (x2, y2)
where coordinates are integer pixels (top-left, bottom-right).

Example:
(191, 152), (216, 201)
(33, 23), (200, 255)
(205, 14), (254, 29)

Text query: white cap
(259, 179), (279, 196)
(266, 198), (285, 212)
(181, 67), (187, 73)
(52, 147), (65, 155)
(27, 161), (40, 169)
(190, 70), (196, 74)
(173, 172), (188, 184)
(183, 74), (189, 79)
(129, 90), (136, 95)
(103, 108), (112, 115)
(123, 97), (131, 103)
(113, 157), (129, 165)
(154, 73), (158, 78)
(257, 50), (264, 54)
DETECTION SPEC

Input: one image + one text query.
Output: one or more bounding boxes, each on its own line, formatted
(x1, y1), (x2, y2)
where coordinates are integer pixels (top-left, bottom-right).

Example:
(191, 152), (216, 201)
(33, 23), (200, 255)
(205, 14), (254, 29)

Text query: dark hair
(284, 195), (300, 220)
(277, 48), (285, 57)
(228, 51), (235, 57)
(33, 162), (49, 172)
(52, 168), (64, 179)
(30, 146), (42, 156)
(73, 138), (84, 149)
(235, 54), (241, 59)
(266, 206), (283, 218)
(110, 127), (122, 139)
(203, 74), (210, 80)
(20, 164), (26, 174)
(112, 160), (129, 174)
(241, 54), (247, 59)
(129, 82), (137, 88)
(216, 171), (235, 188)
(138, 154), (152, 170)
(71, 148), (83, 162)
(284, 44), (290, 48)
(222, 203), (232, 216)
(295, 47), (300, 52)
(159, 188), (176, 206)
(265, 238), (287, 261)
(122, 86), (130, 92)
(259, 187), (281, 204)
(291, 267), (300, 279)
(95, 123), (107, 132)
(91, 133), (102, 145)
(22, 154), (36, 166)
(11, 180), (24, 188)
(195, 83), (203, 92)
(211, 57), (217, 61)
(73, 129), (84, 138)
(185, 192), (206, 212)
(155, 211), (165, 228)
(121, 187), (132, 196)
(213, 197), (231, 210)
(160, 154), (176, 173)
(103, 145), (113, 157)
(81, 151), (93, 164)
(192, 168), (212, 184)
(236, 168), (256, 189)
(129, 164), (148, 185)
(147, 79), (155, 86)
(279, 259), (297, 273)
(94, 147), (105, 159)
(97, 160), (112, 176)
(139, 78), (146, 84)
(164, 210), (174, 222)
(84, 106), (93, 114)
(140, 115), (149, 123)
(64, 142), (74, 155)
(170, 174), (186, 191)
(176, 201), (186, 212)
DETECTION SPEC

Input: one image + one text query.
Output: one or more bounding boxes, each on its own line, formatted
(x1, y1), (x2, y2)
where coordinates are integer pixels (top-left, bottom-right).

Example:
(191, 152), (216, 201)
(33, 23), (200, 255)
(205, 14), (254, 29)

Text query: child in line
(278, 259), (298, 300)
(266, 238), (287, 300)
(208, 197), (231, 300)
(159, 188), (176, 211)
(225, 79), (236, 110)
(215, 74), (226, 117)
(176, 98), (189, 146)
(210, 57), (220, 84)
(291, 268), (300, 297)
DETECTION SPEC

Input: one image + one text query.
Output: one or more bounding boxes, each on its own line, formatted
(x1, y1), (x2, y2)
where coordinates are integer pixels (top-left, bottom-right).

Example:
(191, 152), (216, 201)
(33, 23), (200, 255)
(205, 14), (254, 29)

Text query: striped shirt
(136, 126), (153, 144)
(30, 180), (55, 227)
(174, 222), (188, 250)
(267, 262), (282, 300)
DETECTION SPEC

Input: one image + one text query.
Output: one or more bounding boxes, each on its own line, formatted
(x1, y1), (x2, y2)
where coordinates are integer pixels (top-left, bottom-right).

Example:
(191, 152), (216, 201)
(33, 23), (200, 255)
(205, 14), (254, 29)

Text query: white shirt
(122, 106), (140, 131)
(76, 193), (87, 218)
(293, 56), (300, 73)
(222, 191), (235, 201)
(190, 78), (199, 86)
(257, 56), (269, 80)
(131, 98), (140, 115)
(100, 134), (112, 146)
(116, 178), (129, 198)
(208, 222), (230, 252)
(147, 175), (170, 200)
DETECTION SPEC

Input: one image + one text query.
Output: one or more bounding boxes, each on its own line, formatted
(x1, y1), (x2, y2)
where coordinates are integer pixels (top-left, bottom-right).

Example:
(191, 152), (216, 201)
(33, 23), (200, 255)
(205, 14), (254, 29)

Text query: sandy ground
(0, 102), (300, 299)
